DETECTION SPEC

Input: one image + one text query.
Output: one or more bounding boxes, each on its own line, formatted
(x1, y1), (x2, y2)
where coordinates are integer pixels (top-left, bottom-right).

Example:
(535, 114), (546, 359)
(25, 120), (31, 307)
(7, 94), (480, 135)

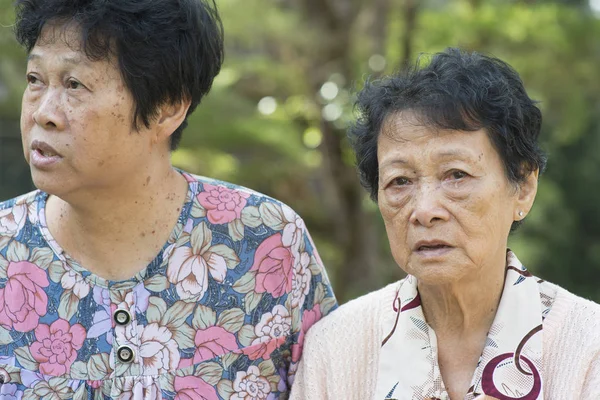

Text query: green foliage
(0, 1), (25, 119)
(1, 0), (599, 302)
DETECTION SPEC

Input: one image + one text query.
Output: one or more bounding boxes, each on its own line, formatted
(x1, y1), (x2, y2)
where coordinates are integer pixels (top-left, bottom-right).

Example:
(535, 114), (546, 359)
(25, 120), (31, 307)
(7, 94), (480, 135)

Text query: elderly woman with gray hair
(291, 48), (600, 399)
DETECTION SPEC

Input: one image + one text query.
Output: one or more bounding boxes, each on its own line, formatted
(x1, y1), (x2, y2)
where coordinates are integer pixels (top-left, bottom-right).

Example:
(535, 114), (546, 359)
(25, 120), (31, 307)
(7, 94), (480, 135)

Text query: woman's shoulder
(183, 171), (284, 204)
(541, 284), (600, 394)
(0, 190), (39, 211)
(544, 283), (600, 347)
(565, 288), (600, 314)
(181, 170), (315, 228)
(0, 190), (40, 239)
(548, 284), (600, 321)
(561, 286), (600, 329)
(305, 280), (401, 341)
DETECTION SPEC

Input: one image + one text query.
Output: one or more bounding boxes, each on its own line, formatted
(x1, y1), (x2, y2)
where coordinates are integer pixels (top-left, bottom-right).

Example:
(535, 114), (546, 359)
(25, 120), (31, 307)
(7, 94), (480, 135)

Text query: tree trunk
(296, 0), (382, 301)
(400, 0), (419, 70)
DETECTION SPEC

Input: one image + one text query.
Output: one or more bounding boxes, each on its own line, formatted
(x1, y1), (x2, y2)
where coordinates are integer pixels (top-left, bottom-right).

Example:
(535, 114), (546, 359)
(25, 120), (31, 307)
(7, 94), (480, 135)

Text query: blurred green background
(1, 0), (599, 304)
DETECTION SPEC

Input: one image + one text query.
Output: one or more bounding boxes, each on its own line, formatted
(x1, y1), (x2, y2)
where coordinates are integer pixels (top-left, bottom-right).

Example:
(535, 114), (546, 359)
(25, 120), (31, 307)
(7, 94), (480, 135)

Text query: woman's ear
(151, 98), (191, 146)
(514, 168), (539, 221)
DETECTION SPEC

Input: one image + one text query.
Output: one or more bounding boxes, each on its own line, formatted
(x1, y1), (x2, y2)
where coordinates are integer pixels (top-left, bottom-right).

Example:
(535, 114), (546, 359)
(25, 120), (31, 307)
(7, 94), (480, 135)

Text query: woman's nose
(31, 89), (65, 130)
(409, 181), (450, 227)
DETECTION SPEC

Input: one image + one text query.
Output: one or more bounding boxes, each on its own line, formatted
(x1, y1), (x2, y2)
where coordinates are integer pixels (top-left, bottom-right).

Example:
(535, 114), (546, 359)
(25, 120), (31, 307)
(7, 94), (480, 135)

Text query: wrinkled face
(377, 114), (525, 285)
(21, 23), (153, 198)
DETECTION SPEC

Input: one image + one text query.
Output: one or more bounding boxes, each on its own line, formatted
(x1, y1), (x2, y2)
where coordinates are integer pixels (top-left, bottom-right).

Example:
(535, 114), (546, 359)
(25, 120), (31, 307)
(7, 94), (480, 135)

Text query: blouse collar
(376, 251), (552, 400)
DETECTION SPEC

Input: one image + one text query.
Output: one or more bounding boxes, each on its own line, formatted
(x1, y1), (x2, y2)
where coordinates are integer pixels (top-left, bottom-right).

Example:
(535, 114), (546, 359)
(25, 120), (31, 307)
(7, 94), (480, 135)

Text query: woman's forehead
(29, 23), (120, 81)
(379, 111), (453, 146)
(34, 21), (84, 50)
(377, 121), (493, 165)
(32, 21), (116, 66)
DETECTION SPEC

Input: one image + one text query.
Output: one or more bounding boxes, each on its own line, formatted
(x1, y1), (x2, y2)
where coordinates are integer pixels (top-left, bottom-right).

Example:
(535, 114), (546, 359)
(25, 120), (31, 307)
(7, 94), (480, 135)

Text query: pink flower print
(0, 203), (27, 235)
(86, 380), (102, 389)
(290, 252), (311, 309)
(60, 268), (90, 299)
(291, 305), (322, 362)
(251, 234), (293, 298)
(174, 375), (219, 400)
(193, 326), (238, 363)
(299, 305), (322, 346)
(136, 323), (180, 375)
(182, 173), (196, 184)
(0, 261), (49, 332)
(243, 305), (291, 360)
(197, 184), (249, 225)
(177, 357), (193, 369)
(231, 366), (271, 400)
(30, 319), (86, 376)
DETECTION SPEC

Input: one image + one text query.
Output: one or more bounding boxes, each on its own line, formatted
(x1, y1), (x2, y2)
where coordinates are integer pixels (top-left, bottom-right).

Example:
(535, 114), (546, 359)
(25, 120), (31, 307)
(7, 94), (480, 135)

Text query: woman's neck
(418, 253), (506, 337)
(417, 253), (507, 399)
(44, 165), (188, 279)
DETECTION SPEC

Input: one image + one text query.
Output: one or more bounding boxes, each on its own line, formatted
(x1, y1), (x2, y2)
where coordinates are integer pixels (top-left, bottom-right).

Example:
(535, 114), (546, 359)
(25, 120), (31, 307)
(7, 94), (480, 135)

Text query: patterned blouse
(0, 171), (337, 399)
(375, 251), (557, 400)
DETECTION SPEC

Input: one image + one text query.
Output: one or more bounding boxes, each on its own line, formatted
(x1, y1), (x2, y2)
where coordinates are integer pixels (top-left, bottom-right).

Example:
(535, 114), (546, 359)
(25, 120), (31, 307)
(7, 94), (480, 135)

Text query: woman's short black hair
(14, 0), (224, 150)
(349, 48), (547, 206)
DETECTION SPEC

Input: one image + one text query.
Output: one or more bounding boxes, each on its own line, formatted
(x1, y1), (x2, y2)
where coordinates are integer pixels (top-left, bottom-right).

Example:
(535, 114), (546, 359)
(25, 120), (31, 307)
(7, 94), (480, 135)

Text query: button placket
(110, 286), (140, 373)
(116, 345), (135, 363)
(114, 309), (132, 326)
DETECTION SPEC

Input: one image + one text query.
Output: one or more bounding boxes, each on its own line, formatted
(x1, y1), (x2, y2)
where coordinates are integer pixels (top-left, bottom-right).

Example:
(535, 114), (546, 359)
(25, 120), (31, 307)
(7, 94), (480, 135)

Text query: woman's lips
(415, 245), (453, 257)
(30, 140), (62, 169)
(413, 241), (454, 258)
(30, 148), (62, 169)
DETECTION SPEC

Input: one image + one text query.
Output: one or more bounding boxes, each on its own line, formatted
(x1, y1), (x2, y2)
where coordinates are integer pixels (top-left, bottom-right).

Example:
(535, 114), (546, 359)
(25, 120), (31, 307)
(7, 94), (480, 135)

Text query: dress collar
(376, 251), (547, 400)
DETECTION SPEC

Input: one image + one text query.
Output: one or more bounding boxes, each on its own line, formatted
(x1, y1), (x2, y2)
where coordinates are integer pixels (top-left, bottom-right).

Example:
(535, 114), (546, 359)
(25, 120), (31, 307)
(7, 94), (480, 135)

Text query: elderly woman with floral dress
(291, 49), (600, 399)
(0, 0), (336, 398)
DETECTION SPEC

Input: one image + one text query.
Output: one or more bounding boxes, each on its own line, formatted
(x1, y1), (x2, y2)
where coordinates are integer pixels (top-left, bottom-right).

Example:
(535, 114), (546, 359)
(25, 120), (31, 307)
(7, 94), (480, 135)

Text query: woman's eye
(449, 170), (468, 180)
(26, 74), (40, 85)
(67, 79), (83, 90)
(392, 177), (411, 186)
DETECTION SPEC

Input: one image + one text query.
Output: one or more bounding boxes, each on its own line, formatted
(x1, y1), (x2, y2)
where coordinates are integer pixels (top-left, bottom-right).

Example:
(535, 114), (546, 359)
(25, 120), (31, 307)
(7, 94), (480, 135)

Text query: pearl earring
(519, 211), (524, 217)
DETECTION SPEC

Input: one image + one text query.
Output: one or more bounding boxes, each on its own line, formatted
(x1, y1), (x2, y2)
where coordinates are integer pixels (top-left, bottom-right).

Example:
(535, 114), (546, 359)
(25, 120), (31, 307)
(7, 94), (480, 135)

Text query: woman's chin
(403, 257), (473, 286)
(413, 270), (466, 287)
(30, 170), (72, 197)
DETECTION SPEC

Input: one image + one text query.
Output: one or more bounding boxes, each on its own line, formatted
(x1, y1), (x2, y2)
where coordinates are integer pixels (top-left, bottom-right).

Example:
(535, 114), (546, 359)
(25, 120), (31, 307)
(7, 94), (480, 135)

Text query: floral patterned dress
(0, 171), (337, 399)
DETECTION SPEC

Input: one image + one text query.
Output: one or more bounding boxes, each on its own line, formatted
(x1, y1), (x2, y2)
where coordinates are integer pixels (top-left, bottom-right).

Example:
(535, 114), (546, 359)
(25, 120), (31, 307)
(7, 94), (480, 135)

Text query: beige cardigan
(290, 281), (600, 399)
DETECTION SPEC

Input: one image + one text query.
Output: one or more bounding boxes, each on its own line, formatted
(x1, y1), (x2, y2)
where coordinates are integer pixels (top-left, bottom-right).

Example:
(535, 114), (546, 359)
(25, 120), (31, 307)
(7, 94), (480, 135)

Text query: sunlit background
(1, 0), (599, 303)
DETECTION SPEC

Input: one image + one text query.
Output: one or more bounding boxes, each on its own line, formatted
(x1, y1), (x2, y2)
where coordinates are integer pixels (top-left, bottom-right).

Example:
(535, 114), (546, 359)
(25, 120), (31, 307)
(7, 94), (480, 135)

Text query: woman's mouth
(417, 244), (451, 251)
(30, 141), (62, 169)
(414, 241), (454, 257)
(34, 148), (59, 157)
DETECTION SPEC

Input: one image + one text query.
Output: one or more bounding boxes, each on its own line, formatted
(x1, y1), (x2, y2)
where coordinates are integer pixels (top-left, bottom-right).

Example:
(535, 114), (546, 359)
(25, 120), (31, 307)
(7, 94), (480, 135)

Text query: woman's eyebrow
(27, 52), (92, 67)
(379, 158), (409, 170)
(434, 149), (477, 161)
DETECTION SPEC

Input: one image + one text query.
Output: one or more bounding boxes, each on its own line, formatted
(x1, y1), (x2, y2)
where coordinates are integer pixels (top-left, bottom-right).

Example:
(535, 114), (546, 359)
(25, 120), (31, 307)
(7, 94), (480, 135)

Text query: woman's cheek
(381, 186), (411, 211)
(442, 178), (472, 201)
